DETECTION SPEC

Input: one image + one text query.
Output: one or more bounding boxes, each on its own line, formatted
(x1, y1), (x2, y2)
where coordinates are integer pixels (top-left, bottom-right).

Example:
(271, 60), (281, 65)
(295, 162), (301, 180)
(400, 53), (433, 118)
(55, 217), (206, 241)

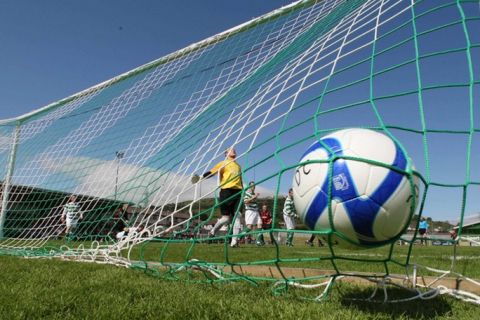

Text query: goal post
(0, 123), (20, 239)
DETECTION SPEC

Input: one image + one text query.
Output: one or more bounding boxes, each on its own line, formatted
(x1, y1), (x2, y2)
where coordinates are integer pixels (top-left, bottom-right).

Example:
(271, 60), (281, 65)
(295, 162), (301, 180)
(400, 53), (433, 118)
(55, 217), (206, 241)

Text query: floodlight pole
(114, 151), (125, 201)
(0, 123), (20, 239)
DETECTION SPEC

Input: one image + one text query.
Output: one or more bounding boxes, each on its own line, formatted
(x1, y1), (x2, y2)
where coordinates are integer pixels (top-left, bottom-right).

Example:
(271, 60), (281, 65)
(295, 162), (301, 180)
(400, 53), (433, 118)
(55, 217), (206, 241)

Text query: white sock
(231, 217), (242, 244)
(233, 217), (242, 235)
(211, 215), (231, 235)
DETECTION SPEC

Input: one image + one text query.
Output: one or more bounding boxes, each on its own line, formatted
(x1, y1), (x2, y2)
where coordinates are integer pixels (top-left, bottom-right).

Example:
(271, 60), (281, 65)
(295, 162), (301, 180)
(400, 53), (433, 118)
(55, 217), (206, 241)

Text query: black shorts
(419, 228), (427, 235)
(262, 224), (272, 230)
(219, 188), (242, 216)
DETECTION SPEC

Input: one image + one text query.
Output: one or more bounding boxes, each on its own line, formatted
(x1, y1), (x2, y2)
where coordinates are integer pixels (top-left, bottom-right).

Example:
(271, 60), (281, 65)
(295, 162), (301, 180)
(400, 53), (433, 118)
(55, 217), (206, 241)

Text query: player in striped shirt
(243, 181), (262, 245)
(61, 195), (83, 239)
(283, 188), (297, 246)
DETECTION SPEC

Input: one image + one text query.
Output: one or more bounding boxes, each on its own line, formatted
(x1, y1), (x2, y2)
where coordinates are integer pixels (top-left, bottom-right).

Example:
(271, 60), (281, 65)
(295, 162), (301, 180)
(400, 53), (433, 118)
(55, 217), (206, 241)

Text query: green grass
(126, 241), (480, 279)
(1, 244), (480, 319)
(3, 237), (479, 279)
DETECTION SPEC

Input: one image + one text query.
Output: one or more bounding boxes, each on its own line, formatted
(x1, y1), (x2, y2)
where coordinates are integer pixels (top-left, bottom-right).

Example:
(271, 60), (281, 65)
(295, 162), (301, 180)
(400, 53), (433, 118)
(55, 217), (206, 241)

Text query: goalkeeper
(194, 147), (243, 238)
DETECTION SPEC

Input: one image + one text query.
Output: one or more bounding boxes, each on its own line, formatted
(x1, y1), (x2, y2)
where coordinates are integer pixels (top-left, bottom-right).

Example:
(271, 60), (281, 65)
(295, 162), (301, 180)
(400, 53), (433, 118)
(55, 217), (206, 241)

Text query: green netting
(0, 0), (480, 303)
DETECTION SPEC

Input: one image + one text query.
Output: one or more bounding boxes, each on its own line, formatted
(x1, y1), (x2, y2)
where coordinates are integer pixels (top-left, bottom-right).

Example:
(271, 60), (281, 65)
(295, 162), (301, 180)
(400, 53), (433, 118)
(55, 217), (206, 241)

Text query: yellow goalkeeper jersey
(209, 159), (243, 190)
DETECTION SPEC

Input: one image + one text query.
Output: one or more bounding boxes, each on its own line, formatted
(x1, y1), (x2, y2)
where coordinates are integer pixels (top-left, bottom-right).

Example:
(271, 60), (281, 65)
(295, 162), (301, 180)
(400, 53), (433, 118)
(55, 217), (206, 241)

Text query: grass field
(1, 243), (479, 319)
(127, 240), (480, 278)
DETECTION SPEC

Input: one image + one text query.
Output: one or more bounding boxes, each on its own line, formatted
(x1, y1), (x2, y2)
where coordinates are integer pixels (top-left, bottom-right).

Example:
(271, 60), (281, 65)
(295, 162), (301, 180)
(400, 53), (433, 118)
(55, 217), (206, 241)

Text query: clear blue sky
(0, 1), (478, 222)
(0, 0), (290, 119)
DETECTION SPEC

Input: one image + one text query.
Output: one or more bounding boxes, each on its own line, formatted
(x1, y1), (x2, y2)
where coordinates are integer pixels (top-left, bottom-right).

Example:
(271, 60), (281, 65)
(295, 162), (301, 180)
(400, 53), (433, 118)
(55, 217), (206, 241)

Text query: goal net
(0, 0), (479, 303)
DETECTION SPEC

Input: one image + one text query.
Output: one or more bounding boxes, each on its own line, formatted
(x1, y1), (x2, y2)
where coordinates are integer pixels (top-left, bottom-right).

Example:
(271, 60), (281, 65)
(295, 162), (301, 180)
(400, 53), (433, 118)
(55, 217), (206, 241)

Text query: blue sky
(0, 0), (290, 119)
(0, 1), (478, 223)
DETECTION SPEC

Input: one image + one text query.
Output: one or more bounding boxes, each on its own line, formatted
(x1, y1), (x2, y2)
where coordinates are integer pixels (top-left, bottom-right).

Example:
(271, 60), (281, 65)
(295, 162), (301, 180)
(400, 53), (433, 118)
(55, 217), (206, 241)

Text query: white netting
(1, 0), (479, 304)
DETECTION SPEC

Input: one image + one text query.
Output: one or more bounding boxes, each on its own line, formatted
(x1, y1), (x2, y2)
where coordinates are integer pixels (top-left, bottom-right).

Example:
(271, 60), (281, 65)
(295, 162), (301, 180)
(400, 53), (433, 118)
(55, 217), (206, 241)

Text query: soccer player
(283, 188), (297, 246)
(257, 203), (275, 245)
(305, 234), (324, 247)
(61, 195), (83, 240)
(449, 229), (458, 244)
(111, 204), (128, 236)
(197, 147), (243, 240)
(418, 217), (429, 245)
(244, 181), (262, 244)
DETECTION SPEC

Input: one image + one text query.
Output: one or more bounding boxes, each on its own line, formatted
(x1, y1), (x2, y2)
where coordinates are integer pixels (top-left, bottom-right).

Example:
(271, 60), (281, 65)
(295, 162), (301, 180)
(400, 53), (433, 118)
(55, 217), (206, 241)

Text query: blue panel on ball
(330, 160), (359, 201)
(369, 142), (407, 206)
(303, 137), (343, 230)
(301, 137), (343, 160)
(304, 190), (328, 229)
(303, 136), (407, 245)
(343, 197), (381, 242)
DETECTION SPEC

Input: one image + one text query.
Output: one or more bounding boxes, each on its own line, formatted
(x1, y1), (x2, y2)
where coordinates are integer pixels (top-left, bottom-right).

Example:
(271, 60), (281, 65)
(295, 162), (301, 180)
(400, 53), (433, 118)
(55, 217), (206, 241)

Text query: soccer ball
(292, 128), (419, 248)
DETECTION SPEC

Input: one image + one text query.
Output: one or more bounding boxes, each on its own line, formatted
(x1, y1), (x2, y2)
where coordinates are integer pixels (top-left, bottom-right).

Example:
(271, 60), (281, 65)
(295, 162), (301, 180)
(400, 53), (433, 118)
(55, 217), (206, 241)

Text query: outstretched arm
(193, 161), (224, 182)
(205, 161), (224, 178)
(202, 171), (214, 179)
(244, 193), (259, 204)
(191, 170), (215, 184)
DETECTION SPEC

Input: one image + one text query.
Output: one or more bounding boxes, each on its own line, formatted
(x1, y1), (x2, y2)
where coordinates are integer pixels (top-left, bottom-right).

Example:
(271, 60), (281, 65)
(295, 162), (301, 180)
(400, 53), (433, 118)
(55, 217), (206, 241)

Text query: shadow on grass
(338, 286), (453, 319)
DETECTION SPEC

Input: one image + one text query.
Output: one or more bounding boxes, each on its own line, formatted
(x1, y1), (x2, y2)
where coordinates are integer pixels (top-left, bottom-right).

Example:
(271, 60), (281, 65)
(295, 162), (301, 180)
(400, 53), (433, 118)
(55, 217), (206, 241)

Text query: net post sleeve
(0, 123), (20, 239)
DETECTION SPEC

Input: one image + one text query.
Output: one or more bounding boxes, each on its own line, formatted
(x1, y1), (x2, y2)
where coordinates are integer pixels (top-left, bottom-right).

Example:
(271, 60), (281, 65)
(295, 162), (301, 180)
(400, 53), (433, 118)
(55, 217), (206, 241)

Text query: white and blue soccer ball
(292, 128), (419, 248)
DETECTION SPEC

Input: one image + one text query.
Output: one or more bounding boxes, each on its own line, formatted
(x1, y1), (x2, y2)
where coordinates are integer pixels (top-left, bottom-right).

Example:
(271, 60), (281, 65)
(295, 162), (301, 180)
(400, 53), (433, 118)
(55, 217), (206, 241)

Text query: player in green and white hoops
(283, 188), (297, 246)
(61, 195), (83, 240)
(244, 181), (262, 245)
